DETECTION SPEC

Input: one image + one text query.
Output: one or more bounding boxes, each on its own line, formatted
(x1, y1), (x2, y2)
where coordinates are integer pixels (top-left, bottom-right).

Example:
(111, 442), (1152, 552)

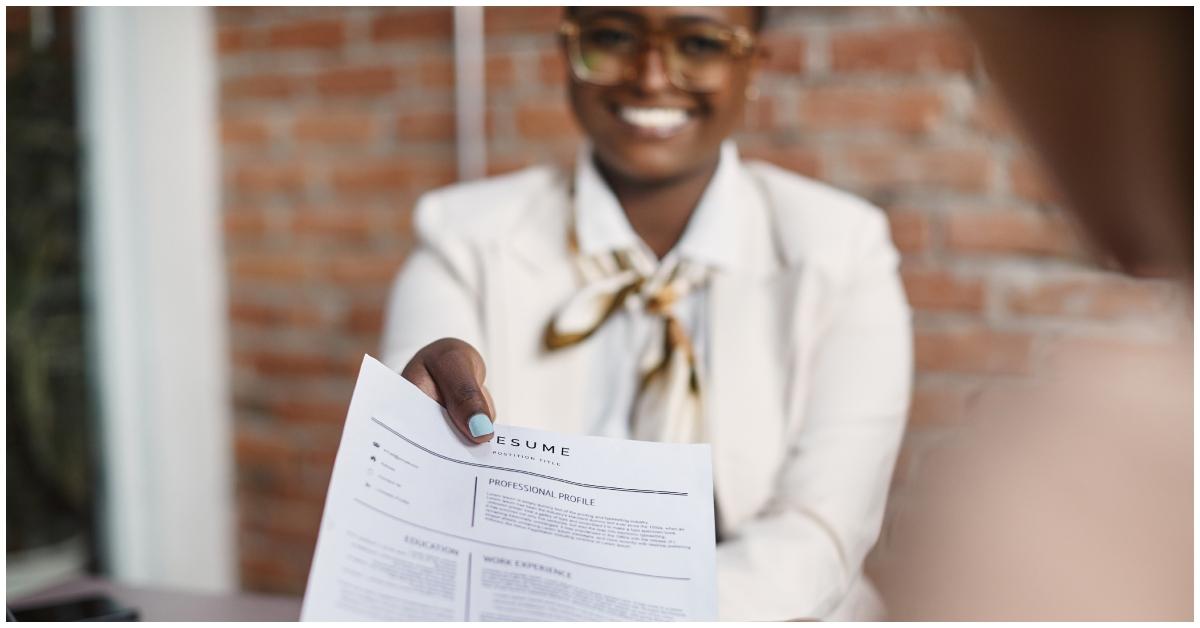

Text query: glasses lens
(670, 24), (738, 92)
(567, 19), (748, 93)
(575, 21), (642, 85)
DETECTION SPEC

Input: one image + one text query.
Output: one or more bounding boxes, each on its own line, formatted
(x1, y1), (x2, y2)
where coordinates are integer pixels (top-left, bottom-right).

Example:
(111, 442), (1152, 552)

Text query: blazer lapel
(704, 166), (797, 533)
(707, 269), (795, 533)
(487, 167), (591, 436)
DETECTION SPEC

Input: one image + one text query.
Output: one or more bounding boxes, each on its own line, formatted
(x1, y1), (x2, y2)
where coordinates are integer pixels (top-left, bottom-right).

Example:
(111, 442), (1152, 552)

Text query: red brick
(486, 153), (536, 177)
(235, 428), (305, 466)
(329, 157), (456, 194)
(886, 208), (931, 254)
(741, 95), (776, 133)
(482, 109), (499, 140)
(1005, 277), (1174, 320)
(970, 90), (1018, 137)
(761, 34), (806, 73)
(230, 162), (307, 194)
(314, 66), (397, 97)
(222, 74), (301, 101)
(321, 252), (408, 283)
(217, 26), (258, 55)
(484, 6), (563, 35)
(242, 527), (318, 560)
(538, 50), (567, 86)
(329, 161), (408, 193)
(229, 301), (324, 328)
(370, 8), (452, 41)
(545, 143), (580, 171)
(307, 445), (339, 477)
(798, 85), (944, 134)
(229, 253), (309, 281)
(214, 7), (271, 24)
(243, 490), (330, 528)
(1009, 155), (1063, 205)
(221, 117), (271, 145)
(487, 55), (516, 90)
(266, 18), (344, 51)
(740, 145), (823, 179)
(396, 110), (456, 142)
(292, 111), (374, 143)
(240, 500), (323, 546)
(238, 530), (317, 585)
(418, 58), (455, 88)
(515, 103), (579, 140)
(223, 210), (269, 239)
(290, 209), (374, 243)
(246, 350), (354, 377)
(945, 210), (1076, 257)
(234, 444), (319, 506)
(271, 399), (348, 425)
(239, 554), (309, 595)
(237, 462), (313, 502)
(391, 202), (416, 236)
(344, 304), (386, 335)
(914, 327), (1033, 375)
(901, 268), (985, 313)
(841, 146), (991, 192)
(831, 25), (975, 74)
(238, 553), (292, 583)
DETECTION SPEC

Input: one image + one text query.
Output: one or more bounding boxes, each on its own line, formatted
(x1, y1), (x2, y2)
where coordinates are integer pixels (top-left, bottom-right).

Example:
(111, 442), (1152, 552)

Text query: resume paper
(300, 355), (717, 621)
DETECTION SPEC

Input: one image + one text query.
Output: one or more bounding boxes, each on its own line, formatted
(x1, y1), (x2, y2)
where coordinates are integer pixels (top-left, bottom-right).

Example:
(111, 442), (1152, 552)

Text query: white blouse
(571, 141), (744, 440)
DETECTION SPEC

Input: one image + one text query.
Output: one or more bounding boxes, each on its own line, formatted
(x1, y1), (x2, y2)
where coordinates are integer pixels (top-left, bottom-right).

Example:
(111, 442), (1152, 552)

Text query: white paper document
(300, 355), (717, 621)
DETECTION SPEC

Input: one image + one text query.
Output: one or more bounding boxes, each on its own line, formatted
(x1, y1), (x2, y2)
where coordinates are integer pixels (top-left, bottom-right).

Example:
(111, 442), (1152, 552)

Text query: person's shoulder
(414, 164), (563, 241)
(742, 159), (893, 266)
(744, 159), (885, 230)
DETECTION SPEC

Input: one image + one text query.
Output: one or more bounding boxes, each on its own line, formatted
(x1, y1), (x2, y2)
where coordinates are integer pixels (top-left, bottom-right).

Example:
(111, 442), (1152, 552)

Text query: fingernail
(467, 413), (493, 438)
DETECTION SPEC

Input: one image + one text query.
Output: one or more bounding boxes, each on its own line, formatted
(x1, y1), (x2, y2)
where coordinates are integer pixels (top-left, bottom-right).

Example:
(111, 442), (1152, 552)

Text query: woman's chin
(596, 144), (712, 186)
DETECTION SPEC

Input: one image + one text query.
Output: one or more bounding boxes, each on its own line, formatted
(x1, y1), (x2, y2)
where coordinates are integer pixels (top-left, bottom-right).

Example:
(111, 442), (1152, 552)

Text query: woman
(382, 7), (912, 620)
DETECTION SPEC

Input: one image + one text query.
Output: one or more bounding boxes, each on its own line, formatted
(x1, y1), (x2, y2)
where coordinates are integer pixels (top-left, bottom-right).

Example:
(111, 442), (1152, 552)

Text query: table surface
(10, 575), (303, 621)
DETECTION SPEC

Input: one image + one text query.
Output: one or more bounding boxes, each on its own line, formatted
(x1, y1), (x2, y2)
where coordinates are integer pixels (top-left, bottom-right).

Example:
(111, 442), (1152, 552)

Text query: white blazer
(382, 154), (913, 621)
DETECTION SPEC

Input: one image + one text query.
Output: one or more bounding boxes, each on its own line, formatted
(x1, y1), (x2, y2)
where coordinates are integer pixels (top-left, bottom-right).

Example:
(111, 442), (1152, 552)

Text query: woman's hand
(400, 338), (496, 443)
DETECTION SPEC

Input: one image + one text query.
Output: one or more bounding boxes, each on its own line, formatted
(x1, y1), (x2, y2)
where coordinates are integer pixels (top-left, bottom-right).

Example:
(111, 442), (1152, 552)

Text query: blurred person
(381, 6), (912, 621)
(876, 7), (1192, 620)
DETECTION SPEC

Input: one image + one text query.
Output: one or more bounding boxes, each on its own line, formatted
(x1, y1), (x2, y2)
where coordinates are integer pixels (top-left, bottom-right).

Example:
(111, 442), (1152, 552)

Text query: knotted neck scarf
(544, 238), (710, 444)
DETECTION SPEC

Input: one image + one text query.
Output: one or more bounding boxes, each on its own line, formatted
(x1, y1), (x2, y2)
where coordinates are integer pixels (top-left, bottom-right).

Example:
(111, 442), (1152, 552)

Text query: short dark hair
(752, 7), (768, 32)
(563, 7), (769, 32)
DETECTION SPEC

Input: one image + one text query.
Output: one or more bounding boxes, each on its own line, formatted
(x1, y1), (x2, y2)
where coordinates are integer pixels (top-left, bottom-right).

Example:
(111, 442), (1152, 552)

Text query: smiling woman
(563, 7), (762, 256)
(565, 8), (757, 170)
(381, 6), (912, 621)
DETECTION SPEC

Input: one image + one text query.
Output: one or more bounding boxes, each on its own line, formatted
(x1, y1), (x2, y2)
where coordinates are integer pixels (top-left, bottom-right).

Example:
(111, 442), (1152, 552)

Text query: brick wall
(215, 7), (1187, 595)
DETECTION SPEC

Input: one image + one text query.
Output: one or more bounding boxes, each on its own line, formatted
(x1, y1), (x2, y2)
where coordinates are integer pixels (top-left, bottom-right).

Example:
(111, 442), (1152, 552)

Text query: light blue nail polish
(468, 413), (493, 438)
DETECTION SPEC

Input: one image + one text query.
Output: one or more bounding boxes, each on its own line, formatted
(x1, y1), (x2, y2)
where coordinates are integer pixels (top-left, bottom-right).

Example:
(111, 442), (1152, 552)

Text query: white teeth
(619, 106), (689, 130)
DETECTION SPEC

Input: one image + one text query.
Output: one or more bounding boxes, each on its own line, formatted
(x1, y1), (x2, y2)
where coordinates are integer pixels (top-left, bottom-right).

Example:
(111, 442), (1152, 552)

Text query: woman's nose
(633, 44), (672, 93)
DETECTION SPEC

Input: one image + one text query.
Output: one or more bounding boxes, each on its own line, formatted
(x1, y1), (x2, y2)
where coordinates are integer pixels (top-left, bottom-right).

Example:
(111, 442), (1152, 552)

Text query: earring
(745, 84), (760, 101)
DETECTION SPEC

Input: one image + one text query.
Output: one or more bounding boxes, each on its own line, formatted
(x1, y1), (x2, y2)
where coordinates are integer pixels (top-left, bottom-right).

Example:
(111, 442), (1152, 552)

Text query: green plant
(6, 6), (94, 557)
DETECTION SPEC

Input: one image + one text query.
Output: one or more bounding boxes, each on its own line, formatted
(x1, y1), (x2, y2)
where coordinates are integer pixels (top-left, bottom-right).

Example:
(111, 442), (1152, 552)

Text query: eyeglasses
(559, 16), (757, 94)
